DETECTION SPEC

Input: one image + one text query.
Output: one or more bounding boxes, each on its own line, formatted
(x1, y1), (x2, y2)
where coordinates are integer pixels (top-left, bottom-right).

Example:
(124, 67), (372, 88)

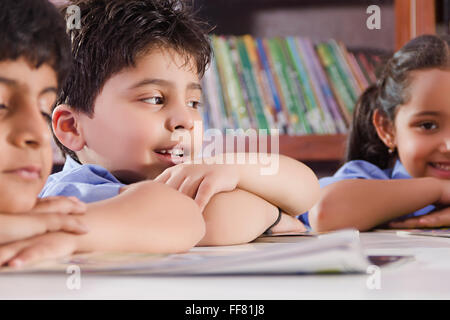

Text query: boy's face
(77, 48), (203, 182)
(0, 58), (55, 213)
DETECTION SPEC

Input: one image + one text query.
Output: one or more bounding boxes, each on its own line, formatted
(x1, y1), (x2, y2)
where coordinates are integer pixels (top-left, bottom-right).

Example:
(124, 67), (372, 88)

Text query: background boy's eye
(187, 100), (202, 109)
(143, 96), (164, 105)
(0, 103), (7, 110)
(41, 112), (52, 122)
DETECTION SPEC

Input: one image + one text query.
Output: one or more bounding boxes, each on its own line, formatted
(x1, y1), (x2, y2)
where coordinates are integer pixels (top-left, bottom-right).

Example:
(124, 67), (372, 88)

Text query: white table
(0, 232), (449, 300)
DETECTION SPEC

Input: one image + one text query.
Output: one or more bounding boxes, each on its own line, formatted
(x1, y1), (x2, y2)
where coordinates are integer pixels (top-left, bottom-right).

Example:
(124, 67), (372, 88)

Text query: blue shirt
(297, 160), (435, 228)
(39, 157), (125, 203)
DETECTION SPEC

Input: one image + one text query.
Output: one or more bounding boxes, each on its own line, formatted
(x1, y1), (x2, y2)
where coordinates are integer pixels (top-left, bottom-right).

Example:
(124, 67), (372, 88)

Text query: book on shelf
(0, 229), (411, 275)
(202, 35), (385, 136)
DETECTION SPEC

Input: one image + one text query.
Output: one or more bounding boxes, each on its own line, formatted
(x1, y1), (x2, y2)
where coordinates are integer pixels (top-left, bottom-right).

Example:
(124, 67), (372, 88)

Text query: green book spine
(216, 36), (251, 129)
(325, 42), (357, 105)
(211, 35), (238, 128)
(267, 38), (309, 135)
(284, 37), (325, 134)
(316, 43), (354, 121)
(236, 37), (270, 130)
(228, 36), (256, 129)
(329, 40), (362, 98)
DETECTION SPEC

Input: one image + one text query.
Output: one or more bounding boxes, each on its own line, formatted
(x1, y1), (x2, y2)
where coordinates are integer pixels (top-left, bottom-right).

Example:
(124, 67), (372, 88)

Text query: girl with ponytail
(302, 34), (450, 231)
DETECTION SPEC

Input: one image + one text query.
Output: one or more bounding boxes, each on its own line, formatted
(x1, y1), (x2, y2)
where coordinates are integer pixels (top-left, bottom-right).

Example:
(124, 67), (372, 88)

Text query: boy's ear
(52, 104), (86, 152)
(372, 109), (396, 150)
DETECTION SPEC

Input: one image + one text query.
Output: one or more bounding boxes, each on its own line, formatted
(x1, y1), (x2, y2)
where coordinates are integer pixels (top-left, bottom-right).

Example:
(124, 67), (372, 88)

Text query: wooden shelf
(279, 134), (347, 161)
(218, 134), (347, 162)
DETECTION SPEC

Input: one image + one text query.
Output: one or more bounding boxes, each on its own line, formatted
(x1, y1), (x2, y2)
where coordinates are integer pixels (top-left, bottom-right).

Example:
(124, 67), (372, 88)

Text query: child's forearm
(309, 177), (442, 232)
(235, 154), (320, 216)
(74, 181), (205, 253)
(197, 188), (279, 246)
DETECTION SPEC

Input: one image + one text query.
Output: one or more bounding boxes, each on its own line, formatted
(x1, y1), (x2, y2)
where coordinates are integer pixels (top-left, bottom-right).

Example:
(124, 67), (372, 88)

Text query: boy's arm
(309, 177), (445, 232)
(156, 153), (320, 218)
(197, 188), (305, 246)
(234, 154), (320, 217)
(74, 180), (205, 253)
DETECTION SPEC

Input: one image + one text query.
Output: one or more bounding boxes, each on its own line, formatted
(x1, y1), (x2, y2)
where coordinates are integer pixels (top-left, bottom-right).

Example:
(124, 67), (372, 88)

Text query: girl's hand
(0, 196), (88, 245)
(154, 162), (240, 212)
(0, 232), (78, 268)
(388, 207), (450, 229)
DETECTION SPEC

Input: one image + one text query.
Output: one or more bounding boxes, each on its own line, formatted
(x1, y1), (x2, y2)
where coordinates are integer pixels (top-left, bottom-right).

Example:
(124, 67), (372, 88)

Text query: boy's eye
(41, 112), (52, 123)
(142, 96), (164, 105)
(187, 100), (202, 109)
(0, 103), (7, 110)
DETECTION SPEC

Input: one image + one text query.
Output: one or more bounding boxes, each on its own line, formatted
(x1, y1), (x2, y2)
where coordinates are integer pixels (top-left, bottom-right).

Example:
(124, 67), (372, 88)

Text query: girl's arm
(309, 177), (445, 232)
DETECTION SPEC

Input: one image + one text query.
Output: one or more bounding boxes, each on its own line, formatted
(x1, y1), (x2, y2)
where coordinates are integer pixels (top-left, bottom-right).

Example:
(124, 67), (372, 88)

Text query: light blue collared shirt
(39, 157), (125, 203)
(297, 160), (435, 228)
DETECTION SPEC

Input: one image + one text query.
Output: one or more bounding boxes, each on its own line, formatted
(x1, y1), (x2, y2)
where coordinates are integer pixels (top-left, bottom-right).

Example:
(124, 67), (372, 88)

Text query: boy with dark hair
(0, 0), (89, 250)
(41, 0), (318, 248)
(0, 0), (207, 267)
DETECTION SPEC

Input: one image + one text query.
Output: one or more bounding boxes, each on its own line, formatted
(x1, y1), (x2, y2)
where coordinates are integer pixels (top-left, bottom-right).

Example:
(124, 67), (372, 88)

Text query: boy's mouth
(154, 145), (187, 165)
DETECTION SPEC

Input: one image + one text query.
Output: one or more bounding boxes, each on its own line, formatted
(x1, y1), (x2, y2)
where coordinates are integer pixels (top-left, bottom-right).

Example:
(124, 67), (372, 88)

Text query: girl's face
(390, 68), (450, 179)
(0, 58), (55, 213)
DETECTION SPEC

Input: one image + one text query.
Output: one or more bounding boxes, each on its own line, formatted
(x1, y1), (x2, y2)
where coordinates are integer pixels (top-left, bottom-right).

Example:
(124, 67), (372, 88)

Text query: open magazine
(0, 229), (411, 275)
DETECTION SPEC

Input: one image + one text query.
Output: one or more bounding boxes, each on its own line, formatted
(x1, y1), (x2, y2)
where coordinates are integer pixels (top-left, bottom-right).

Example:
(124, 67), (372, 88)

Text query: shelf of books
(200, 34), (385, 161)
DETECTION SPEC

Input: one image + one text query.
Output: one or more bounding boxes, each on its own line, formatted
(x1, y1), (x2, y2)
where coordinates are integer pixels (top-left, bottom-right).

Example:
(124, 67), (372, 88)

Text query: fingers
(0, 240), (31, 267)
(178, 176), (203, 200)
(41, 214), (89, 235)
(153, 170), (171, 184)
(194, 177), (217, 212)
(31, 196), (86, 215)
(389, 211), (450, 229)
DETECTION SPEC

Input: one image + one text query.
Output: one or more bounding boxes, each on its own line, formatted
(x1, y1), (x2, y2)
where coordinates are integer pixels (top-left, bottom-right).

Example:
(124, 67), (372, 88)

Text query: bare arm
(74, 180), (205, 253)
(235, 154), (320, 217)
(309, 177), (444, 232)
(197, 188), (279, 246)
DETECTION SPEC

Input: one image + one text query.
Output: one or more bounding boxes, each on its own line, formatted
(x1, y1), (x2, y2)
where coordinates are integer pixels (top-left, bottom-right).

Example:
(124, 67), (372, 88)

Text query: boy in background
(0, 0), (90, 249)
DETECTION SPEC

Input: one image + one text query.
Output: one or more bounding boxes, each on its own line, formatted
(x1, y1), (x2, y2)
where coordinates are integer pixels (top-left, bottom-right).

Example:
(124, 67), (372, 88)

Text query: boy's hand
(0, 232), (78, 268)
(269, 213), (308, 234)
(0, 196), (88, 245)
(389, 207), (450, 229)
(154, 162), (240, 211)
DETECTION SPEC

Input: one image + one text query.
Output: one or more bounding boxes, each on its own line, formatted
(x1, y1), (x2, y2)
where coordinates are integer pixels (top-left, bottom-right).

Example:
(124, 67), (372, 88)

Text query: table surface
(1, 231), (450, 300)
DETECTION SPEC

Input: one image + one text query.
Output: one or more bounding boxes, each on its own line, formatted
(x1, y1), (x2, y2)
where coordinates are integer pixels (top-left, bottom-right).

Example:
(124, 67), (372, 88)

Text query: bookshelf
(194, 0), (441, 167)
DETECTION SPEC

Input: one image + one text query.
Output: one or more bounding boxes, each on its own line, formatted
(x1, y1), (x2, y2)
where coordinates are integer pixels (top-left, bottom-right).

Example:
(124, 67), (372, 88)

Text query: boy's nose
(166, 106), (195, 132)
(7, 105), (51, 149)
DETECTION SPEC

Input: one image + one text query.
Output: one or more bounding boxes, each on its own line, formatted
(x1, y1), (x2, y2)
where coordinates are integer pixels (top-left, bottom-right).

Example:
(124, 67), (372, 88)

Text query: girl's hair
(346, 34), (450, 169)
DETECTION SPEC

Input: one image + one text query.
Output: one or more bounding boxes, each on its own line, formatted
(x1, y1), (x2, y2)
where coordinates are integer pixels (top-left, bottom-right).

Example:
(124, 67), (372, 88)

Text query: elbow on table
(135, 181), (206, 253)
(309, 196), (373, 232)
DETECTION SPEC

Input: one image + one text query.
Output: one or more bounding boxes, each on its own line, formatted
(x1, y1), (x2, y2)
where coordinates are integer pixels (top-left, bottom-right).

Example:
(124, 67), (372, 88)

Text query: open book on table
(0, 229), (411, 275)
